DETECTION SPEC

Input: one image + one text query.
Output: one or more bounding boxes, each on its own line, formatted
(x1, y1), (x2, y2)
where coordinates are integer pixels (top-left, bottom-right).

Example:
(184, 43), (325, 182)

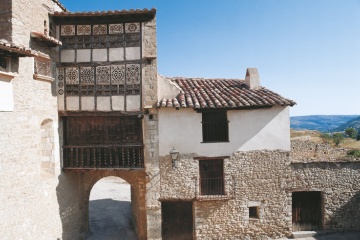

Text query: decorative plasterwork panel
(126, 64), (140, 84)
(65, 67), (79, 84)
(57, 68), (64, 95)
(109, 24), (124, 34)
(125, 23), (140, 33)
(96, 66), (111, 85)
(61, 25), (75, 36)
(80, 67), (94, 85)
(93, 25), (107, 35)
(34, 57), (51, 77)
(111, 65), (125, 84)
(77, 25), (91, 35)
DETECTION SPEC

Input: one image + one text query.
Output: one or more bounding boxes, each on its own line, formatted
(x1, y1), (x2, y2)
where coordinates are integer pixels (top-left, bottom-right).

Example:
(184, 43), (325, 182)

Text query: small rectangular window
(202, 111), (228, 142)
(249, 206), (259, 219)
(199, 159), (224, 195)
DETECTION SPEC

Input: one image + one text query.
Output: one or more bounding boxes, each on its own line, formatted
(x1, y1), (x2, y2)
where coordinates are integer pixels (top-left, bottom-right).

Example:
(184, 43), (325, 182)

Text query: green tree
(332, 133), (344, 146)
(320, 133), (332, 144)
(345, 128), (357, 139)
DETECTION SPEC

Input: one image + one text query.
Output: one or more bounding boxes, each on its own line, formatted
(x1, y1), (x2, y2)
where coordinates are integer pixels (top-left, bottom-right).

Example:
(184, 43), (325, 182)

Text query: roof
(0, 39), (34, 57)
(50, 8), (156, 24)
(30, 31), (62, 47)
(157, 77), (296, 109)
(51, 8), (156, 17)
(0, 39), (50, 59)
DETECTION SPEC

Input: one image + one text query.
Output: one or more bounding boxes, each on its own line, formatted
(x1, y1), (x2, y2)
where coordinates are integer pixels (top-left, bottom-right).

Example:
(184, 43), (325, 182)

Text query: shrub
(345, 128), (358, 139)
(332, 133), (344, 146)
(347, 149), (360, 158)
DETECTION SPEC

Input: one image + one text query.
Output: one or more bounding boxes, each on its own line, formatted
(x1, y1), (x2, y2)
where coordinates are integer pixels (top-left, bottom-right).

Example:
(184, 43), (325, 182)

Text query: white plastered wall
(158, 106), (290, 157)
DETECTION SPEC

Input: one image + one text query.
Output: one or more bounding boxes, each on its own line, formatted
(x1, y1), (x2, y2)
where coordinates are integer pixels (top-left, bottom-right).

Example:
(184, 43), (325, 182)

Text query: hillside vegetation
(332, 116), (360, 132)
(290, 115), (359, 132)
(291, 130), (360, 149)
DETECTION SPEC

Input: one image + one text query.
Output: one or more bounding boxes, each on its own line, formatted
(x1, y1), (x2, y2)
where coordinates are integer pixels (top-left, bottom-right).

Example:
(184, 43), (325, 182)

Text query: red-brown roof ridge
(157, 77), (296, 109)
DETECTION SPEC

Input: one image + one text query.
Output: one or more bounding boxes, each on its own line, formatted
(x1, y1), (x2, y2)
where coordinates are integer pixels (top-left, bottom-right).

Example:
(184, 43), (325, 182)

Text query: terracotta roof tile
(158, 77), (296, 109)
(51, 8), (156, 17)
(0, 39), (51, 58)
(0, 39), (33, 56)
(31, 31), (62, 46)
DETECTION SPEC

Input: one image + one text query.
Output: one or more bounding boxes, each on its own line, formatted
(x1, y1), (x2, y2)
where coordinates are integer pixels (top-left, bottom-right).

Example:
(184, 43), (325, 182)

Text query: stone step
(291, 231), (318, 239)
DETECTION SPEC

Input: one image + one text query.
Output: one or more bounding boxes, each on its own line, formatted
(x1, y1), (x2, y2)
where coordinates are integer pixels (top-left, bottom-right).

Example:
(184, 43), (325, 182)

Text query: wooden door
(292, 191), (322, 231)
(162, 201), (193, 240)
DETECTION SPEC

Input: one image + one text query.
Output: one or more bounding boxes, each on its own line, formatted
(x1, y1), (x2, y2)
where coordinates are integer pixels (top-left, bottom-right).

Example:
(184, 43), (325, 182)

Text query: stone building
(0, 0), (359, 239)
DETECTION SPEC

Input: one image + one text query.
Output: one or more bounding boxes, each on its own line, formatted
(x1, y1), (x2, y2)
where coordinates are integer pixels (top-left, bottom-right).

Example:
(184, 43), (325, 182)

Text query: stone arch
(81, 170), (147, 239)
(40, 118), (54, 177)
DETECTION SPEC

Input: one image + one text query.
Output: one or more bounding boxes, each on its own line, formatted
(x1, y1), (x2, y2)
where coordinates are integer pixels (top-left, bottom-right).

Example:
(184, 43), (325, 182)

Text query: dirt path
(87, 177), (137, 240)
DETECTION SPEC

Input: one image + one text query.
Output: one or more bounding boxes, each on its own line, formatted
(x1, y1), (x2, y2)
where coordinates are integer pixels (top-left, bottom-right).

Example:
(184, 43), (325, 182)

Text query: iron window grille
(202, 111), (229, 143)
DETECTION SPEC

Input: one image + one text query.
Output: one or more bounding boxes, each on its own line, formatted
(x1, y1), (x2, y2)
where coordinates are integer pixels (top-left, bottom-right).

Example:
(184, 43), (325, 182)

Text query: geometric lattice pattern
(96, 66), (111, 85)
(125, 23), (140, 33)
(126, 64), (140, 84)
(61, 25), (75, 36)
(65, 67), (79, 84)
(34, 57), (51, 77)
(80, 67), (94, 85)
(93, 25), (107, 35)
(109, 24), (124, 34)
(60, 23), (141, 49)
(60, 64), (141, 97)
(77, 25), (91, 35)
(111, 65), (125, 84)
(57, 68), (65, 95)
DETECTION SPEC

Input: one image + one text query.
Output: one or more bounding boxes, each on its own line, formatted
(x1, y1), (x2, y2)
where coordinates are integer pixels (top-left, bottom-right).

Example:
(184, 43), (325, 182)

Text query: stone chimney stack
(245, 68), (260, 90)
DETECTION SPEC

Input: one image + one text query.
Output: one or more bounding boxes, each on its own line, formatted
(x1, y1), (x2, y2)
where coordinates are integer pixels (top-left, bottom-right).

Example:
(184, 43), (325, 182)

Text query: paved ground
(87, 177), (137, 240)
(288, 231), (360, 240)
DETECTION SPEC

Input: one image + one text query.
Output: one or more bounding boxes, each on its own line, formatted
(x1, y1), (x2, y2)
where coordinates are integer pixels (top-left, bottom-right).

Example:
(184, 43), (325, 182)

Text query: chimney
(245, 68), (260, 90)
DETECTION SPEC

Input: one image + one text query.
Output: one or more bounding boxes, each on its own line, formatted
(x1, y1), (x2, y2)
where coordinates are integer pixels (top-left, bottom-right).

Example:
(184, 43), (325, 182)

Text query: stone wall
(0, 57), (62, 239)
(142, 17), (162, 240)
(291, 140), (348, 162)
(160, 150), (293, 239)
(289, 140), (360, 231)
(290, 162), (360, 231)
(0, 0), (12, 42)
(0, 0), (64, 239)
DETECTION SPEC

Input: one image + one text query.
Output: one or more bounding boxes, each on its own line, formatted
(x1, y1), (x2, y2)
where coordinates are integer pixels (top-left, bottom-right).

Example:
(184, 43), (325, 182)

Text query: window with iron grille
(202, 111), (229, 142)
(199, 159), (224, 195)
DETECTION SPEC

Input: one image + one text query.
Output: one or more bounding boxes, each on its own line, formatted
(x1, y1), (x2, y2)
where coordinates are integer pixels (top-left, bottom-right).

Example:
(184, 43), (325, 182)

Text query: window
(199, 160), (224, 195)
(249, 206), (259, 219)
(202, 111), (228, 142)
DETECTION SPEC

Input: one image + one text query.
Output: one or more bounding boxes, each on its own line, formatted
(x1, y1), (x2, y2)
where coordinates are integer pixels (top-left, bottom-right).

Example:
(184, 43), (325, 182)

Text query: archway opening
(88, 176), (137, 239)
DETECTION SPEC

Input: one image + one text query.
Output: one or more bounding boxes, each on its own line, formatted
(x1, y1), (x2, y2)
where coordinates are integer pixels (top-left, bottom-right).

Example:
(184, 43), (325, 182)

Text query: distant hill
(332, 116), (360, 132)
(290, 115), (360, 132)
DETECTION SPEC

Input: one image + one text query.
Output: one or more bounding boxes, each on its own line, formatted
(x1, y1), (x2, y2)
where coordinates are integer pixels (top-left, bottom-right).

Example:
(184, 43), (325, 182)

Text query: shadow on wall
(56, 172), (84, 240)
(233, 106), (288, 150)
(326, 190), (360, 231)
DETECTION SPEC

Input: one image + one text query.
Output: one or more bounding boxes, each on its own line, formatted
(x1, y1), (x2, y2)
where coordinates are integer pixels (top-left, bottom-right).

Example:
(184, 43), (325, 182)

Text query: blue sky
(60, 0), (360, 116)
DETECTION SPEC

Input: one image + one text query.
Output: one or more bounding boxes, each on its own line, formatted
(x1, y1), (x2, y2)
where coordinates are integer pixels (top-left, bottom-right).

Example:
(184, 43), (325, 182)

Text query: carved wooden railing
(63, 145), (144, 169)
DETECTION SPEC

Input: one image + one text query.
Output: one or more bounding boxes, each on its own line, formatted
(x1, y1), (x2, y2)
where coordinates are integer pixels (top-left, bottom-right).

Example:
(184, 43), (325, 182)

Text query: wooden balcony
(63, 145), (144, 170)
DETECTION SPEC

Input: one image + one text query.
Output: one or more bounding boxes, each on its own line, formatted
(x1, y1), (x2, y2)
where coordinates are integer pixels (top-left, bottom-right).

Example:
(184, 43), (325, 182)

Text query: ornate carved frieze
(77, 25), (91, 35)
(111, 65), (125, 84)
(109, 24), (124, 34)
(93, 25), (107, 35)
(59, 23), (140, 49)
(60, 64), (141, 97)
(125, 23), (140, 33)
(61, 25), (75, 36)
(57, 68), (64, 95)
